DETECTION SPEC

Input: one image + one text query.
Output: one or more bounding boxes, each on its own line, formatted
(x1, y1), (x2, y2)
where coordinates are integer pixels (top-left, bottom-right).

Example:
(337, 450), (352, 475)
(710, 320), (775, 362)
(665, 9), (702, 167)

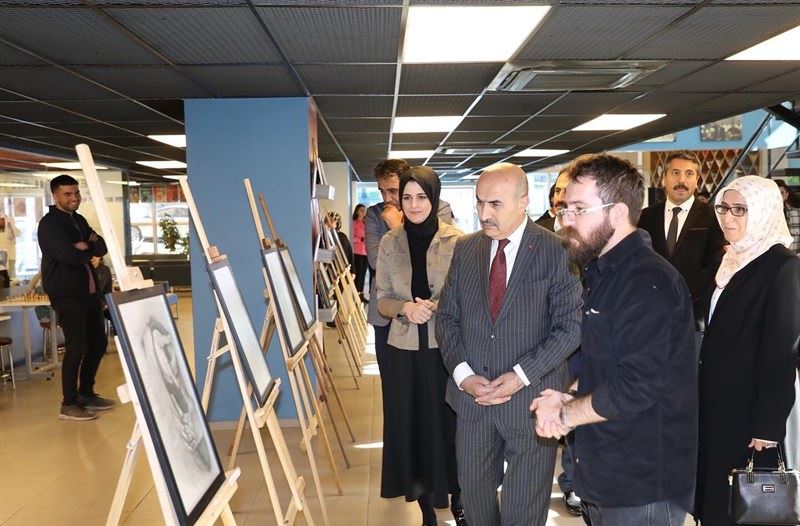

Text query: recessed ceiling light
(147, 134), (187, 148)
(393, 116), (463, 134)
(512, 149), (570, 157)
(403, 6), (550, 63)
(461, 174), (480, 181)
(389, 150), (436, 159)
(0, 182), (36, 188)
(573, 114), (666, 131)
(41, 162), (107, 170)
(136, 161), (187, 169)
(163, 175), (187, 180)
(727, 25), (800, 60)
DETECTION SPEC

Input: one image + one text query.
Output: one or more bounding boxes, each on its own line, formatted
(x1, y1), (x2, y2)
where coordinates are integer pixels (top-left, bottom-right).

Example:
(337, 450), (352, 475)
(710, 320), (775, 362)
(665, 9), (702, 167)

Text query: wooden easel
(178, 177), (323, 526)
(76, 144), (240, 526)
(240, 179), (345, 498)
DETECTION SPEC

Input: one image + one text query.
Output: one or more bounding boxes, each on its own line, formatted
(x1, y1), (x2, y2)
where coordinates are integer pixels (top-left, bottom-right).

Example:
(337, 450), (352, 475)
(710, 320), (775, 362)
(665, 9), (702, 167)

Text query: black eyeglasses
(714, 204), (747, 217)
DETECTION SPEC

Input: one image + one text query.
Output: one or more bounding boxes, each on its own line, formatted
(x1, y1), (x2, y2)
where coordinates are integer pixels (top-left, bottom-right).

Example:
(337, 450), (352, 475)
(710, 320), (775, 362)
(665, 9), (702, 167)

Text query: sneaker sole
(83, 404), (113, 411)
(59, 413), (97, 421)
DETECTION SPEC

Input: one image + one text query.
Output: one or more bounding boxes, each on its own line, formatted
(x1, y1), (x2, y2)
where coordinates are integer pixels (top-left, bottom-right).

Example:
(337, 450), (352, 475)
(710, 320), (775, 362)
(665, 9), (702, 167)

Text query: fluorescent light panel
(389, 150), (436, 159)
(0, 182), (36, 188)
(106, 180), (140, 186)
(727, 25), (800, 60)
(147, 134), (187, 148)
(513, 149), (570, 157)
(41, 162), (107, 170)
(136, 161), (187, 169)
(393, 116), (462, 133)
(403, 6), (550, 63)
(573, 114), (666, 131)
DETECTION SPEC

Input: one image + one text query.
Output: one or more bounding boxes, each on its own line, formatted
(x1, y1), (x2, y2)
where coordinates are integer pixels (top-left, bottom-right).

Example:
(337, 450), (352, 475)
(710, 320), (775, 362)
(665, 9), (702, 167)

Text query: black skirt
(377, 342), (459, 508)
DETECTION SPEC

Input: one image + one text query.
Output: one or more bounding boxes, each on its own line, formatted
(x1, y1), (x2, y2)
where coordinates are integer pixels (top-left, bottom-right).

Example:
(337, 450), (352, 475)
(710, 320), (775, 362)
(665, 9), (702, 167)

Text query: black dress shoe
(563, 490), (583, 516)
(451, 505), (467, 526)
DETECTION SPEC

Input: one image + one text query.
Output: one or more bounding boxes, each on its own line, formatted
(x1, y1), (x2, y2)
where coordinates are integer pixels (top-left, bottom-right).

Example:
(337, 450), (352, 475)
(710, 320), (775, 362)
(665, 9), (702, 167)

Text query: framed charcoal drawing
(106, 286), (225, 525)
(207, 258), (276, 407)
(279, 247), (315, 331)
(261, 247), (305, 356)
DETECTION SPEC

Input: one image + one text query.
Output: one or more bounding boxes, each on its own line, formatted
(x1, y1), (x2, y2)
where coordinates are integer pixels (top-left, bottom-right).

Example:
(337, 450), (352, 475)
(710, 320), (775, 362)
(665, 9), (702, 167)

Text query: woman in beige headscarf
(695, 176), (800, 526)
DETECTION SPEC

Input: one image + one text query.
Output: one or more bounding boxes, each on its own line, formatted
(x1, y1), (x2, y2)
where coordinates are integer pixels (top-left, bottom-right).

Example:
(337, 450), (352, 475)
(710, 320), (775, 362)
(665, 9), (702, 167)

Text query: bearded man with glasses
(531, 153), (698, 526)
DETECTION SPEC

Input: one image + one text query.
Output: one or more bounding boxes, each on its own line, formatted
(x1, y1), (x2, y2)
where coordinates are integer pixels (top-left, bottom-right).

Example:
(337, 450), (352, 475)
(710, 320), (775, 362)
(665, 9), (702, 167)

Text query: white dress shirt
(663, 195), (695, 241)
(453, 218), (532, 388)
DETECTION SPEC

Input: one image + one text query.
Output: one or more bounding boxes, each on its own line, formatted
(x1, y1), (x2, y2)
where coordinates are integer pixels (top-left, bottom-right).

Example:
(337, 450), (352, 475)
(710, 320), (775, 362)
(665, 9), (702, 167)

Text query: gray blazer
(436, 219), (583, 423)
(376, 220), (463, 350)
(365, 199), (454, 326)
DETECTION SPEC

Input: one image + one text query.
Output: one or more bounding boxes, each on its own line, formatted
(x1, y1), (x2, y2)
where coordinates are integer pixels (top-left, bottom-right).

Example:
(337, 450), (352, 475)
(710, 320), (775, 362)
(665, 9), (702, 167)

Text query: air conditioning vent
(489, 60), (668, 92)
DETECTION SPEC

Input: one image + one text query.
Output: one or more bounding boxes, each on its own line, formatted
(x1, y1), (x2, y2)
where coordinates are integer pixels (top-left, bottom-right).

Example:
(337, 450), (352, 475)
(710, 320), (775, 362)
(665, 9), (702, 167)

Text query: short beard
(562, 217), (615, 269)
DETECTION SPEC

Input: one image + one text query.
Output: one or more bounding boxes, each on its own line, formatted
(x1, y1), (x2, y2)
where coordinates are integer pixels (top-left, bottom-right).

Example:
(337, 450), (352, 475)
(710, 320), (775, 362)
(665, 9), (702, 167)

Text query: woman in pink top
(352, 204), (368, 303)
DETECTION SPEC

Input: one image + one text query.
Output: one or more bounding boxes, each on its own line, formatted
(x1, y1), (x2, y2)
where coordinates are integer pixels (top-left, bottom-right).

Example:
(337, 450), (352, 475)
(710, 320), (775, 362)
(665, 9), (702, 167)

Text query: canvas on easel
(207, 258), (276, 407)
(262, 247), (306, 357)
(77, 143), (240, 526)
(108, 287), (226, 525)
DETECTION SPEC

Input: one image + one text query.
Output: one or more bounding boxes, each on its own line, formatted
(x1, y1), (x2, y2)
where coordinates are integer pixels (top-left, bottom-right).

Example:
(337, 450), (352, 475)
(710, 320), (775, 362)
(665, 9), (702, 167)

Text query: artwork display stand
(239, 179), (345, 496)
(179, 177), (322, 526)
(76, 144), (240, 526)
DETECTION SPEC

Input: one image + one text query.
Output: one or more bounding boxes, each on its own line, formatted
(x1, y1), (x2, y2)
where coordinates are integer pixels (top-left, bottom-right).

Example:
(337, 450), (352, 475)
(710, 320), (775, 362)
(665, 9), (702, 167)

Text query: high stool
(0, 336), (15, 389)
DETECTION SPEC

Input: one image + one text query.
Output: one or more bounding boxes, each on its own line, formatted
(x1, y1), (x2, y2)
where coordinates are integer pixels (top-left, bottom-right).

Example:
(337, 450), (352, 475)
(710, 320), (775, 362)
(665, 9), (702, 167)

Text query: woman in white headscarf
(695, 176), (800, 526)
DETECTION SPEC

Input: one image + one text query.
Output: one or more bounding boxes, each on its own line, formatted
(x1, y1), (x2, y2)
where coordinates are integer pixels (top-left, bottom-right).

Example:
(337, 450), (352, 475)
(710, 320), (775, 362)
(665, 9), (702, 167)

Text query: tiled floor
(0, 295), (604, 525)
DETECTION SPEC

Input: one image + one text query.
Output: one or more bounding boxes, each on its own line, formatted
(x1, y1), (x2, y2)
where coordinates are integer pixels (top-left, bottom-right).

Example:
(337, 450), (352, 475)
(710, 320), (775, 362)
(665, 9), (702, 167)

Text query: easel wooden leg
(106, 425), (142, 526)
(227, 394), (249, 471)
(296, 363), (343, 494)
(310, 337), (355, 442)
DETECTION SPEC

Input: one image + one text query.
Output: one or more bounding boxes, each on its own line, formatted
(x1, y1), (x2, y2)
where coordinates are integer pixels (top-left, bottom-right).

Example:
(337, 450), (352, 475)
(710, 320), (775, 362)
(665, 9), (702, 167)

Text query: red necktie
(489, 239), (509, 322)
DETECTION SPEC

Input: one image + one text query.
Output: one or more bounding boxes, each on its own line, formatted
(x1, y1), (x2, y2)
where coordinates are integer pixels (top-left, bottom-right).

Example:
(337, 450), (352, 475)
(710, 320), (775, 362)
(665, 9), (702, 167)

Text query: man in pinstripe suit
(437, 163), (583, 525)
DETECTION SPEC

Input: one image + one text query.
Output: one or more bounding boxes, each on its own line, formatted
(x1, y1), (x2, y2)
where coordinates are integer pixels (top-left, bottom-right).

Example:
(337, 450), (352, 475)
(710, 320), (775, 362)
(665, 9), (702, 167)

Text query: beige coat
(376, 220), (463, 350)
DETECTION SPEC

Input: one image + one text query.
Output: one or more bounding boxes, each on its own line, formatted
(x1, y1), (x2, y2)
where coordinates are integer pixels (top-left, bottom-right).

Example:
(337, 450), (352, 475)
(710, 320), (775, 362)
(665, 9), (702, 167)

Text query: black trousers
(353, 254), (368, 295)
(52, 295), (108, 405)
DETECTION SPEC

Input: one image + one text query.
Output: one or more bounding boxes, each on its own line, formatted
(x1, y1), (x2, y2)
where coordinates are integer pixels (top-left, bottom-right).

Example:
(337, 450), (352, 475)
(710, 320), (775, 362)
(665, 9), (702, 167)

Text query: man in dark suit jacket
(437, 163), (583, 525)
(534, 168), (569, 233)
(637, 151), (726, 325)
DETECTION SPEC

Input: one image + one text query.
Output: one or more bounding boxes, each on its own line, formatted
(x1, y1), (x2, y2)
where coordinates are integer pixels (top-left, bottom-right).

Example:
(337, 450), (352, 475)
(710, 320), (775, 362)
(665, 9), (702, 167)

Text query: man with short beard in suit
(637, 151), (726, 328)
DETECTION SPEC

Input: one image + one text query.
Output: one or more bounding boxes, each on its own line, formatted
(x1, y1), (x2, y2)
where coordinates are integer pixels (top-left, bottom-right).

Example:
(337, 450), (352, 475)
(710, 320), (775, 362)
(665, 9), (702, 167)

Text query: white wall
(321, 161), (353, 238)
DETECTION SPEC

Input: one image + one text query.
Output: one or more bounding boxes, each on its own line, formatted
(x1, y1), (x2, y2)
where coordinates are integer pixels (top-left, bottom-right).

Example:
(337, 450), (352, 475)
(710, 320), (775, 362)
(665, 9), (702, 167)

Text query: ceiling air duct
(489, 60), (669, 92)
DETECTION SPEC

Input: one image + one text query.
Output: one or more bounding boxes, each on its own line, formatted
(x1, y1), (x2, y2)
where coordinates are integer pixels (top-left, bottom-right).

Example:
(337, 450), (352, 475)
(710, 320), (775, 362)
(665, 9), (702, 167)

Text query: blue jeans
(582, 495), (689, 526)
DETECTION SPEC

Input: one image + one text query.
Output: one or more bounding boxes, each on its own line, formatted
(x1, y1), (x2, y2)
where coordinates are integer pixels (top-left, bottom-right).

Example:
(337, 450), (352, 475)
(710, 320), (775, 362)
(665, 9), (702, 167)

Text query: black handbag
(728, 445), (800, 525)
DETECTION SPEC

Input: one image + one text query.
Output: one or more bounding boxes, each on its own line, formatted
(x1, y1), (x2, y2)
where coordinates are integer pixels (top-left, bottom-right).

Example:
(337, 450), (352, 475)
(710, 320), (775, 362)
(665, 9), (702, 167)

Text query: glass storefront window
(128, 183), (189, 256)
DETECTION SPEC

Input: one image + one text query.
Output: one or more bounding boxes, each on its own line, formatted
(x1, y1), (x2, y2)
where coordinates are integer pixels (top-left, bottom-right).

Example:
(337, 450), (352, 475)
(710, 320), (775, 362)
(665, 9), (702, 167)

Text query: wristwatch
(560, 406), (576, 432)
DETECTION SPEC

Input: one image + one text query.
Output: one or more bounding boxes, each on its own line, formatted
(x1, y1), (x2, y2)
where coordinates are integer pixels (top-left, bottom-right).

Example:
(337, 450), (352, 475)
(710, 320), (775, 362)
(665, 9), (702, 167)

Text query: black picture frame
(106, 286), (225, 525)
(207, 258), (276, 407)
(279, 247), (315, 330)
(261, 247), (305, 356)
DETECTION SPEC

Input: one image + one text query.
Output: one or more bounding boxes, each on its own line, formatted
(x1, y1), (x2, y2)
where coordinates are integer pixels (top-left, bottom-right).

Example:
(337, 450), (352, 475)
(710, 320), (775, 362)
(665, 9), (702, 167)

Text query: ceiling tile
(326, 118), (390, 134)
(0, 67), (121, 100)
(0, 101), (89, 123)
(57, 99), (169, 121)
(622, 61), (715, 90)
(106, 7), (283, 64)
(455, 116), (527, 132)
(182, 65), (304, 97)
(77, 66), (210, 98)
(396, 95), (476, 117)
(340, 142), (389, 159)
(257, 7), (400, 62)
(314, 96), (393, 118)
(613, 92), (721, 113)
(0, 41), (47, 66)
(0, 8), (163, 65)
(625, 5), (800, 60)
(517, 5), (690, 60)
(539, 91), (642, 116)
(662, 62), (799, 93)
(333, 131), (390, 144)
(497, 130), (560, 145)
(470, 93), (562, 116)
(745, 69), (800, 93)
(297, 64), (396, 95)
(400, 63), (503, 95)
